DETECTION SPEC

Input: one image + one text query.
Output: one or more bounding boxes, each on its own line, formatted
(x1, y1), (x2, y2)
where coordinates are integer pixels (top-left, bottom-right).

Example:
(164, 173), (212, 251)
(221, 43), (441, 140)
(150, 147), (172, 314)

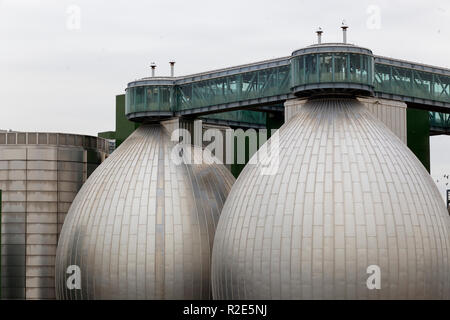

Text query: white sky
(0, 0), (449, 201)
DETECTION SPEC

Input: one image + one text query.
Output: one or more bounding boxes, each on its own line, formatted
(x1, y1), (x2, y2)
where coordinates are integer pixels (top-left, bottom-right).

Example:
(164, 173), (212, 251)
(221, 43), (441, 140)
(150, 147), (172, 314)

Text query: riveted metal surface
(211, 98), (450, 300)
(55, 124), (235, 299)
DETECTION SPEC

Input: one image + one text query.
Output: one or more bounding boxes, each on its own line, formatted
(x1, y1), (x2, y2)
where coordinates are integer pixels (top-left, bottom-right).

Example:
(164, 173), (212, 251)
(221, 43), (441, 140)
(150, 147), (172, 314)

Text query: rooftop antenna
(341, 21), (348, 44)
(316, 27), (323, 44)
(169, 61), (175, 77)
(150, 62), (156, 77)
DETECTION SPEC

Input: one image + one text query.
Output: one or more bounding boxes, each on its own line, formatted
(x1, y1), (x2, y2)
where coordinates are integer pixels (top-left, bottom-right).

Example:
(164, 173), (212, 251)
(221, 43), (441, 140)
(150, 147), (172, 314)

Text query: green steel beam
(98, 131), (115, 140)
(116, 94), (140, 147)
(407, 108), (431, 172)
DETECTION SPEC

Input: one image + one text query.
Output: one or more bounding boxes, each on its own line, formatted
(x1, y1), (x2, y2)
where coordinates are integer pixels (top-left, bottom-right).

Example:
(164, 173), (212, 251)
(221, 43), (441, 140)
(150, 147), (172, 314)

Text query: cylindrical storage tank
(55, 124), (235, 299)
(212, 98), (450, 300)
(0, 132), (108, 300)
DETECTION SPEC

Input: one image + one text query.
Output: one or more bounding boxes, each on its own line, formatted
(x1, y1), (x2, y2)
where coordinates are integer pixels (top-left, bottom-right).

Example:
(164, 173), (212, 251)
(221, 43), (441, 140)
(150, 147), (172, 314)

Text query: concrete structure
(0, 131), (108, 299)
(55, 125), (235, 299)
(212, 98), (450, 299)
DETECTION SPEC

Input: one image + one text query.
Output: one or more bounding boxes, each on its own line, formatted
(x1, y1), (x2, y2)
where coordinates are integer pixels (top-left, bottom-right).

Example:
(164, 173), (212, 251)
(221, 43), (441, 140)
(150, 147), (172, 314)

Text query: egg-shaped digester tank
(211, 98), (450, 300)
(56, 124), (235, 299)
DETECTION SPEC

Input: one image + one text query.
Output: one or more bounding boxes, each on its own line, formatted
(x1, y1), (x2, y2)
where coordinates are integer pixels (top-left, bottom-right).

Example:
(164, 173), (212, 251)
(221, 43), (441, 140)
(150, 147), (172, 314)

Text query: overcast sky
(0, 0), (449, 199)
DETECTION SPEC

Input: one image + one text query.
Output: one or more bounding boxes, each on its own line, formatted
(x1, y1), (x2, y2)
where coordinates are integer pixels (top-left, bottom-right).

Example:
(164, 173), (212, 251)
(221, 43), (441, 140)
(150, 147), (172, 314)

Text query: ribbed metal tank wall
(0, 132), (108, 299)
(55, 124), (235, 300)
(212, 98), (450, 299)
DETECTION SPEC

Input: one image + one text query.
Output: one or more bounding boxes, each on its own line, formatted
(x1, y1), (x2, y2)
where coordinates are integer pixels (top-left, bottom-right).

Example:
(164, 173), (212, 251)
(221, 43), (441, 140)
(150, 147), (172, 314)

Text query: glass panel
(147, 87), (158, 111)
(179, 84), (192, 110)
(412, 70), (432, 99)
(349, 54), (362, 82)
(434, 74), (450, 101)
(369, 56), (374, 84)
(297, 56), (305, 85)
(125, 89), (131, 113)
(333, 53), (347, 82)
(319, 54), (333, 82)
(130, 87), (135, 112)
(305, 54), (318, 83)
(242, 72), (257, 99)
(160, 87), (171, 111)
(374, 64), (391, 92)
(374, 63), (449, 103)
(135, 86), (145, 112)
(430, 112), (450, 131)
(279, 65), (291, 92)
(228, 75), (238, 100)
(391, 67), (412, 95)
(361, 55), (369, 84)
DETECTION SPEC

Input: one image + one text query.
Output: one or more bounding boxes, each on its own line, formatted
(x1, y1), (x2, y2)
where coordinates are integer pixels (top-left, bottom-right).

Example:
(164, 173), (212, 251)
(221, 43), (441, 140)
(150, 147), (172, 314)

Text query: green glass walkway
(125, 43), (450, 132)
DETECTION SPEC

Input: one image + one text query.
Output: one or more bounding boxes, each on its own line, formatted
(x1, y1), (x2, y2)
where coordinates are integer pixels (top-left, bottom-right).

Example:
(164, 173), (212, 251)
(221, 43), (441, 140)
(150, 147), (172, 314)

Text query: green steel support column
(98, 131), (115, 140)
(407, 108), (430, 172)
(230, 139), (245, 178)
(266, 111), (284, 138)
(116, 94), (140, 147)
(230, 111), (285, 178)
(230, 131), (264, 179)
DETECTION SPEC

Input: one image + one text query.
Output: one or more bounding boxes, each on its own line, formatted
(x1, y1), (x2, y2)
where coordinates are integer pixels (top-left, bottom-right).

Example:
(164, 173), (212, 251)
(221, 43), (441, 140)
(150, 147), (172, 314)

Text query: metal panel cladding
(211, 98), (450, 299)
(0, 132), (108, 299)
(55, 124), (235, 299)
